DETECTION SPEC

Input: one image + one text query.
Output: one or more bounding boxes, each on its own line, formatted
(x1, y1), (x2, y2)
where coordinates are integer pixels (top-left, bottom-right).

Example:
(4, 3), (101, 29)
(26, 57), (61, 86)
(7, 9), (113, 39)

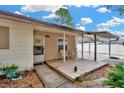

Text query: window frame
(0, 26), (9, 49)
(57, 37), (68, 51)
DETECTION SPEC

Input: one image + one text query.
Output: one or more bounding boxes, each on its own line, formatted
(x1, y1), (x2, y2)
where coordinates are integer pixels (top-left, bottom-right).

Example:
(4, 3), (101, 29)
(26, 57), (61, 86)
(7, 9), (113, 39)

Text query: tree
(54, 8), (74, 27)
(106, 5), (124, 15)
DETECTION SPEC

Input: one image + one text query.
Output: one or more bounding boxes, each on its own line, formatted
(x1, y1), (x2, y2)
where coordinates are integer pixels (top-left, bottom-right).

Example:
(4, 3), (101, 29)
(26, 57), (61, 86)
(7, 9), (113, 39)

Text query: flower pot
(12, 76), (22, 80)
(5, 69), (16, 78)
(12, 75), (20, 78)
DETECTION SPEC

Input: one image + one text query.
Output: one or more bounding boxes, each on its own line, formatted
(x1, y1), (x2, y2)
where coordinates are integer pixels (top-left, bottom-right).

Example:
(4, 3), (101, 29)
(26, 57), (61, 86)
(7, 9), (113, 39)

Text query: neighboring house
(0, 10), (117, 71)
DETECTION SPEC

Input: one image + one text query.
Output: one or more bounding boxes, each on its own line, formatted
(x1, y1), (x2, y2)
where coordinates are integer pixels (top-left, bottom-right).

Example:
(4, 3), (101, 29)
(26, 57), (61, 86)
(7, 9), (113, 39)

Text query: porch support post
(94, 34), (97, 61)
(81, 34), (84, 60)
(89, 36), (91, 54)
(109, 38), (111, 58)
(63, 33), (66, 62)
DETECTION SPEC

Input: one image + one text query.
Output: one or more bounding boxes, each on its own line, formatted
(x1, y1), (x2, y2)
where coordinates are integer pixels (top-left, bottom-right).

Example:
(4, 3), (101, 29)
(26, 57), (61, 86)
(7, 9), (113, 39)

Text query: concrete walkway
(34, 64), (70, 88)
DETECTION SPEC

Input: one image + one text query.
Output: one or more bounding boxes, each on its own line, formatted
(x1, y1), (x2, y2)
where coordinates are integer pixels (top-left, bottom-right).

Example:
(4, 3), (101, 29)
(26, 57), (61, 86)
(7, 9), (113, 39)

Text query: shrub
(103, 64), (124, 88)
(2, 64), (18, 71)
(0, 70), (5, 77)
(75, 76), (84, 82)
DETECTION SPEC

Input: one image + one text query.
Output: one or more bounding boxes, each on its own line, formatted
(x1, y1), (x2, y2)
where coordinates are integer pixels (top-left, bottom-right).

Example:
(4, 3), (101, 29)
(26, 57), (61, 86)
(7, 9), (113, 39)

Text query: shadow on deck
(46, 58), (109, 81)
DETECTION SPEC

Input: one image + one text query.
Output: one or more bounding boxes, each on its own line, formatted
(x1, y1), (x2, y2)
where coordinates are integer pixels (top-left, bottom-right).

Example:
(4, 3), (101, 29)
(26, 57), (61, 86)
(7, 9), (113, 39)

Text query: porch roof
(87, 31), (119, 39)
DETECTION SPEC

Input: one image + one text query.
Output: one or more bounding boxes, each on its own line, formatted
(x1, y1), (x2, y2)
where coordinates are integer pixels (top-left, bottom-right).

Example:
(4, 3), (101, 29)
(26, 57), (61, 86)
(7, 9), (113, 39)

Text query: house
(0, 10), (118, 71)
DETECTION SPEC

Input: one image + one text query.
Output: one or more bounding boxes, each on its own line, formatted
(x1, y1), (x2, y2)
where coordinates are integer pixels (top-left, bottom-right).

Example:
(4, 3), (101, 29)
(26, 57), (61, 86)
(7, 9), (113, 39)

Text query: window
(34, 46), (44, 55)
(58, 38), (68, 50)
(0, 26), (9, 49)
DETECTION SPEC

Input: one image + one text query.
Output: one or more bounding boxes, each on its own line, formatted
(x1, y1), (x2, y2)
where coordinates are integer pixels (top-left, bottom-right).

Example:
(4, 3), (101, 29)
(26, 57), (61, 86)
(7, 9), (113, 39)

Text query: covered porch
(33, 21), (118, 81)
(45, 31), (118, 81)
(33, 23), (87, 64)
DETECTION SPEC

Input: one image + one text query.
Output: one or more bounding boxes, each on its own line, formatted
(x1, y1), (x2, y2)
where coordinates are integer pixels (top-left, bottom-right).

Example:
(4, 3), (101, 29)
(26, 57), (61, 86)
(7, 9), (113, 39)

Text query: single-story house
(0, 10), (118, 71)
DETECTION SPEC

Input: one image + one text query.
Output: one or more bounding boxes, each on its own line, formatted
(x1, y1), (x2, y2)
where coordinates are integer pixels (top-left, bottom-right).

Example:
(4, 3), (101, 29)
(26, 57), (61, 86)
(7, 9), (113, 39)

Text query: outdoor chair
(57, 50), (75, 60)
(57, 50), (70, 60)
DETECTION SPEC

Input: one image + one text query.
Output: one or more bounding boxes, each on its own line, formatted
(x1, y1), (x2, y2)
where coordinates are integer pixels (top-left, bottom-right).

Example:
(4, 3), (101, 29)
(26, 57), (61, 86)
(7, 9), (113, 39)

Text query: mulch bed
(73, 64), (115, 87)
(83, 64), (114, 81)
(74, 64), (114, 82)
(0, 70), (44, 88)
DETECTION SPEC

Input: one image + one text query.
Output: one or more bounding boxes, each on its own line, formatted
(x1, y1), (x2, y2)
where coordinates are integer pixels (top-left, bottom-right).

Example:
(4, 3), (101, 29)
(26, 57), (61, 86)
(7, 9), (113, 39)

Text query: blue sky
(0, 5), (124, 35)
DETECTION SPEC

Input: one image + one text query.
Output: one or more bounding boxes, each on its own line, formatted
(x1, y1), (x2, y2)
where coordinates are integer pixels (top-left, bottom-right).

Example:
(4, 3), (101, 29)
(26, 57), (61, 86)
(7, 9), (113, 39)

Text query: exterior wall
(0, 18), (33, 71)
(0, 17), (77, 71)
(37, 32), (76, 61)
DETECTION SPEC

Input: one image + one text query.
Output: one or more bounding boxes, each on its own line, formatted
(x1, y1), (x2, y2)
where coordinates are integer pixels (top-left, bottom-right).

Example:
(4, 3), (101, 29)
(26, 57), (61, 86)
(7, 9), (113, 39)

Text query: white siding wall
(0, 18), (33, 71)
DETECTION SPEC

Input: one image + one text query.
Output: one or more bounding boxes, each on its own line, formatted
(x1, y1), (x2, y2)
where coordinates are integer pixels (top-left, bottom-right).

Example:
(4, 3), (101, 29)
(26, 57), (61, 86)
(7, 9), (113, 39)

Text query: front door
(33, 35), (45, 64)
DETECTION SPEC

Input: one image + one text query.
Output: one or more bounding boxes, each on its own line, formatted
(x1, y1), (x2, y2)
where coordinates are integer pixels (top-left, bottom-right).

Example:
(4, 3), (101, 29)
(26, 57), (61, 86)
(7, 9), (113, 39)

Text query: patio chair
(57, 50), (70, 60)
(68, 50), (74, 58)
(57, 50), (62, 60)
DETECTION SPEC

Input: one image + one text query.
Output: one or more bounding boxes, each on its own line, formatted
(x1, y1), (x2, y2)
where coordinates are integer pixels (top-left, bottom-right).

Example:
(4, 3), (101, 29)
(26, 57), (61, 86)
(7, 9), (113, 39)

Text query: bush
(103, 64), (124, 88)
(75, 76), (84, 82)
(2, 64), (18, 72)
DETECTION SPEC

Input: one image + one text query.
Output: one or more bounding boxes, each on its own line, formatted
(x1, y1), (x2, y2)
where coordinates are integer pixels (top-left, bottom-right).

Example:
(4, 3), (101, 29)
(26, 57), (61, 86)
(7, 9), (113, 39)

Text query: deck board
(46, 59), (108, 81)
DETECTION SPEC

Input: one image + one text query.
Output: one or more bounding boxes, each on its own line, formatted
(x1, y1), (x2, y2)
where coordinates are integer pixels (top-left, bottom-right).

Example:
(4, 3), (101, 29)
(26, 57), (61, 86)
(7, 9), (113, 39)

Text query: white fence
(77, 43), (124, 59)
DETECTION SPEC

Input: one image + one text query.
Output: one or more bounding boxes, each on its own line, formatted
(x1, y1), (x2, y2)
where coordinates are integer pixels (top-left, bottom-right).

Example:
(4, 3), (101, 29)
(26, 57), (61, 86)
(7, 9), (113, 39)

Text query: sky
(0, 5), (124, 36)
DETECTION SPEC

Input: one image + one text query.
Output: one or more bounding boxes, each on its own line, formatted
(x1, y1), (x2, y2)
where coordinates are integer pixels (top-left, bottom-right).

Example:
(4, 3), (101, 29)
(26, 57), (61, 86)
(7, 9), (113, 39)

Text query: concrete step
(34, 64), (69, 88)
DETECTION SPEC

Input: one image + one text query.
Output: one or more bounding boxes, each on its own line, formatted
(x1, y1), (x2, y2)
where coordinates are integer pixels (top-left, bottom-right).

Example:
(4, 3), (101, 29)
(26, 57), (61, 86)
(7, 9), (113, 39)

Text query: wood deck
(46, 58), (108, 81)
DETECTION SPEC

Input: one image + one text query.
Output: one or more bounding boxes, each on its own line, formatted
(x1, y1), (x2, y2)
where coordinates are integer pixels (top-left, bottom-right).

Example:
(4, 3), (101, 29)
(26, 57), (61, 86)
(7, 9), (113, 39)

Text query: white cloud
(97, 17), (124, 31)
(83, 5), (99, 8)
(97, 7), (110, 13)
(61, 6), (68, 9)
(21, 5), (63, 13)
(74, 5), (82, 7)
(97, 28), (112, 31)
(74, 5), (99, 8)
(81, 17), (93, 24)
(14, 11), (23, 15)
(112, 31), (124, 36)
(43, 13), (56, 19)
(76, 26), (86, 31)
(26, 15), (30, 17)
(97, 17), (124, 30)
(92, 5), (99, 8)
(76, 23), (80, 26)
(111, 31), (124, 40)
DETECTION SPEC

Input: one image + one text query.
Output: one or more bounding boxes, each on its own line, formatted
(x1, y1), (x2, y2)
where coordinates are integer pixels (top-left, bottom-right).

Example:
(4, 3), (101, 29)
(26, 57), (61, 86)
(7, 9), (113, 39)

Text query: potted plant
(12, 71), (21, 80)
(2, 64), (18, 78)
